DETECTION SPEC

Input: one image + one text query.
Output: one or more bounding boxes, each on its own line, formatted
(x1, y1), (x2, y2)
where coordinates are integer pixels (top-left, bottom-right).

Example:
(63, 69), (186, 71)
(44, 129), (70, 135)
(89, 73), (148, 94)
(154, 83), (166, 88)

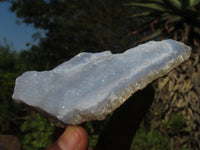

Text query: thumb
(47, 126), (88, 150)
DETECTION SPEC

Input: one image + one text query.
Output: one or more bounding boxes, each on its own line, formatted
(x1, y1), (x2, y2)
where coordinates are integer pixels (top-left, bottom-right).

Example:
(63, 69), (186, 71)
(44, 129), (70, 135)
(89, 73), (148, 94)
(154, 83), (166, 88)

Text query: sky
(0, 2), (45, 52)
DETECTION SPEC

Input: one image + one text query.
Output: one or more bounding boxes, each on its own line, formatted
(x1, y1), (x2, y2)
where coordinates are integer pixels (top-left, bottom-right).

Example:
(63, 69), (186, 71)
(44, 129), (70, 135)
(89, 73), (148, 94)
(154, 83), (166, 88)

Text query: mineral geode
(12, 39), (191, 125)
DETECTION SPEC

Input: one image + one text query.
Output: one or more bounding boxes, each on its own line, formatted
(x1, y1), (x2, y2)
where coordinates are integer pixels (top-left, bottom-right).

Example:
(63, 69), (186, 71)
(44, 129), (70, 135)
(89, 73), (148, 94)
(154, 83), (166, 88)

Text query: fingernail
(57, 126), (81, 150)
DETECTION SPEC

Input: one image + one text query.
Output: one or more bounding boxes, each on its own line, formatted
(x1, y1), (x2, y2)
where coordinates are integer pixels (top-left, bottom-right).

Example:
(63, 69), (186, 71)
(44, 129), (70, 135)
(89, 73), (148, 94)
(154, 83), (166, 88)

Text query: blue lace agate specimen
(12, 39), (191, 125)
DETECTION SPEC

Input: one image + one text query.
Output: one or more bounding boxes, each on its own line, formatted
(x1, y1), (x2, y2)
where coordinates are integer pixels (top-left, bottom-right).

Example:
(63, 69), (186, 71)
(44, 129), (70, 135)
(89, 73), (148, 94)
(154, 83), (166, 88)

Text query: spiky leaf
(128, 0), (200, 47)
(139, 30), (162, 43)
(165, 0), (182, 9)
(127, 3), (166, 11)
(189, 0), (200, 6)
(128, 11), (151, 18)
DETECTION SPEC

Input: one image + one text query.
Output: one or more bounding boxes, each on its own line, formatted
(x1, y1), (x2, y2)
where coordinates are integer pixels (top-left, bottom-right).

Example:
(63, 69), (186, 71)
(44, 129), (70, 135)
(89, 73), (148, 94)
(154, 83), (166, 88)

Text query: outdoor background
(1, 0), (200, 150)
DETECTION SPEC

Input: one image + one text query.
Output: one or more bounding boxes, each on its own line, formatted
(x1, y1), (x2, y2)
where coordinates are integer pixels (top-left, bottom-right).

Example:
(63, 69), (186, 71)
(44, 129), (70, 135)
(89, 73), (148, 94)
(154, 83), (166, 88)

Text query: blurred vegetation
(126, 0), (200, 47)
(0, 43), (21, 135)
(0, 0), (199, 149)
(162, 114), (190, 135)
(131, 121), (171, 150)
(10, 0), (138, 70)
(20, 112), (54, 150)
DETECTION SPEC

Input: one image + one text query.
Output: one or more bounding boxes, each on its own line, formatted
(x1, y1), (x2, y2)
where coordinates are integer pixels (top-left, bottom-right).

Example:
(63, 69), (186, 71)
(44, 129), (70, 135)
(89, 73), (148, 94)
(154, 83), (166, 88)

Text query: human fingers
(47, 125), (88, 150)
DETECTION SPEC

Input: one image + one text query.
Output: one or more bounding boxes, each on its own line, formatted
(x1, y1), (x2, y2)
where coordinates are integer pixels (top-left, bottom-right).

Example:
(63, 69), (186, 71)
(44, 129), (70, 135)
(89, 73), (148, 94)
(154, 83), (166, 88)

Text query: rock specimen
(12, 39), (191, 125)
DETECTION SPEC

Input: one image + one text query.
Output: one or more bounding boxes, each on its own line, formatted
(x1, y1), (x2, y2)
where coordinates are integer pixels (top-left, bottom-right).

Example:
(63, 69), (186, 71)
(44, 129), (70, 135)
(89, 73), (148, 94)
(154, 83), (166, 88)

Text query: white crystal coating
(12, 39), (191, 125)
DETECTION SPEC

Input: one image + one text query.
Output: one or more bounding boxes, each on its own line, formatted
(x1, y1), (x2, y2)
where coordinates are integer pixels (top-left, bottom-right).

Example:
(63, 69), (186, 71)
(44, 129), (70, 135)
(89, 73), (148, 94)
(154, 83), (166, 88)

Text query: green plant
(0, 43), (22, 134)
(131, 121), (171, 150)
(85, 122), (99, 148)
(20, 112), (54, 150)
(162, 114), (190, 135)
(127, 0), (200, 47)
(0, 72), (18, 133)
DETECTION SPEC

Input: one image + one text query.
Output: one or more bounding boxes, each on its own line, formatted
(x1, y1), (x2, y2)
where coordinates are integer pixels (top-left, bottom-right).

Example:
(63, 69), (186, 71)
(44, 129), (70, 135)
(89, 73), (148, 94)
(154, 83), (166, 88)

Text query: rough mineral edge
(12, 39), (191, 125)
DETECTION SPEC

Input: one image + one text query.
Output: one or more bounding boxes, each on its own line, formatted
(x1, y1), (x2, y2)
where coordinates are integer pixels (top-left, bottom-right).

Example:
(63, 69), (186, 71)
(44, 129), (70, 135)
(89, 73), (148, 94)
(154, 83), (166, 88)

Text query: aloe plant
(127, 0), (200, 47)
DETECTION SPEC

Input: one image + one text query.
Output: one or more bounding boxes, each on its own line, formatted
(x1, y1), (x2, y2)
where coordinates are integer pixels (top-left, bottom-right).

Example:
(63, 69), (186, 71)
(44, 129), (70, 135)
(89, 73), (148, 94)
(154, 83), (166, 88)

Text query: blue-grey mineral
(12, 39), (191, 125)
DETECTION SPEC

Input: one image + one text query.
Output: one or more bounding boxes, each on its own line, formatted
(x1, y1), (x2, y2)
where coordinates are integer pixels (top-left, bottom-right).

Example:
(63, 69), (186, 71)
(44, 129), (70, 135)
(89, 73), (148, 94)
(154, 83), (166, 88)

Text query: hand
(47, 126), (88, 150)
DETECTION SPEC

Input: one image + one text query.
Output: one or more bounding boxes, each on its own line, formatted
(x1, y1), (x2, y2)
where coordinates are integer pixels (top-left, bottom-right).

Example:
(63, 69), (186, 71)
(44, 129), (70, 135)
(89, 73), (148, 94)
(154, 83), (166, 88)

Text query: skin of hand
(47, 126), (89, 150)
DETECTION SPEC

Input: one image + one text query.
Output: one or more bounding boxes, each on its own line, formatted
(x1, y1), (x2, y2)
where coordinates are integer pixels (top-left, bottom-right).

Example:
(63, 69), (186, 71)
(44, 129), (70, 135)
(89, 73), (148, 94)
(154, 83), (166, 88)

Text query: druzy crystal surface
(12, 39), (191, 125)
